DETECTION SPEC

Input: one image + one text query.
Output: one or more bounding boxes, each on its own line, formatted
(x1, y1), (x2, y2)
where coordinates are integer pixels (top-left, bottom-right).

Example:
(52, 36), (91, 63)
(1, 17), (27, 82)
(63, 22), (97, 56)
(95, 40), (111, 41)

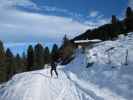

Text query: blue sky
(31, 0), (127, 17)
(0, 0), (131, 54)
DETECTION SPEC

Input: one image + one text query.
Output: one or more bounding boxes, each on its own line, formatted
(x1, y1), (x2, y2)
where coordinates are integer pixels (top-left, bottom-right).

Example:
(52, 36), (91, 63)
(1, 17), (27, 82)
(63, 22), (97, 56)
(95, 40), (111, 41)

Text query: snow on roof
(74, 39), (101, 43)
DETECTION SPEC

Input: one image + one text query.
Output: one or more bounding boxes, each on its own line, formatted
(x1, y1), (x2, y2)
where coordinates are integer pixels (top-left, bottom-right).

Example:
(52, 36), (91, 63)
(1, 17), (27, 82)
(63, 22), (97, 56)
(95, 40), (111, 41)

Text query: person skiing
(50, 61), (58, 78)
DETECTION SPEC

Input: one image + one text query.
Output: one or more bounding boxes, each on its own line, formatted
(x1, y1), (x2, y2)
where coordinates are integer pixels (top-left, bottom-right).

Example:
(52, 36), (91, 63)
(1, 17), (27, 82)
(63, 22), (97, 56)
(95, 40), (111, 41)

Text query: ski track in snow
(63, 70), (104, 100)
(0, 69), (98, 100)
(64, 70), (126, 100)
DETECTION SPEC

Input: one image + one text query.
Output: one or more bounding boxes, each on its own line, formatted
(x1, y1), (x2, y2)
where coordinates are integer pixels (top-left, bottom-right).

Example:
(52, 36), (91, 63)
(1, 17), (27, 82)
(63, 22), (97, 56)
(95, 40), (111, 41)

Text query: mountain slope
(65, 32), (133, 100)
(0, 32), (133, 100)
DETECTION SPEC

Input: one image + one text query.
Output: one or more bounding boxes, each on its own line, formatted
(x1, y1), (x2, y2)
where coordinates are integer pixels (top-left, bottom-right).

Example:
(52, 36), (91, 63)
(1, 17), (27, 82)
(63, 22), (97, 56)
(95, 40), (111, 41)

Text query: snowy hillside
(0, 32), (133, 100)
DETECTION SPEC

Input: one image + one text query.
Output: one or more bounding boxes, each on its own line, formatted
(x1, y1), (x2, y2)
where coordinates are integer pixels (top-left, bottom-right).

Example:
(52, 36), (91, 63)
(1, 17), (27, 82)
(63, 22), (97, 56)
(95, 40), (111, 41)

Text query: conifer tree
(34, 43), (44, 69)
(110, 15), (125, 39)
(5, 48), (15, 80)
(126, 7), (133, 18)
(22, 52), (26, 60)
(43, 47), (51, 64)
(51, 44), (58, 62)
(124, 7), (133, 32)
(63, 34), (70, 46)
(111, 15), (118, 25)
(0, 40), (5, 65)
(15, 54), (23, 73)
(0, 40), (6, 83)
(22, 52), (27, 71)
(27, 45), (34, 71)
(60, 35), (75, 64)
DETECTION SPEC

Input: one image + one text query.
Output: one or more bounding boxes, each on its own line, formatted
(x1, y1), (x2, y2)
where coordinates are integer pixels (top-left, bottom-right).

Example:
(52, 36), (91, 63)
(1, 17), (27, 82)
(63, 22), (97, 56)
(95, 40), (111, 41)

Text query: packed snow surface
(0, 33), (133, 100)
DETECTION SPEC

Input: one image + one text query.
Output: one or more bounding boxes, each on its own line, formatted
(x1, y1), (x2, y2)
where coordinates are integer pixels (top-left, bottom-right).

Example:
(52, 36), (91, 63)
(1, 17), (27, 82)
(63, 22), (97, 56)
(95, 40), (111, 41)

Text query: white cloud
(0, 0), (89, 43)
(0, 0), (109, 43)
(43, 6), (68, 13)
(0, 10), (89, 42)
(42, 6), (83, 20)
(0, 0), (38, 9)
(84, 18), (109, 29)
(129, 0), (133, 8)
(89, 11), (99, 17)
(86, 10), (109, 28)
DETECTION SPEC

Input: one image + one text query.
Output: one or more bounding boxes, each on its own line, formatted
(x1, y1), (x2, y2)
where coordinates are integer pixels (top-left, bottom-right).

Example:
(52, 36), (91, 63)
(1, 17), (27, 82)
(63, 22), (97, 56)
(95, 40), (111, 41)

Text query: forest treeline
(0, 34), (72, 83)
(0, 42), (60, 83)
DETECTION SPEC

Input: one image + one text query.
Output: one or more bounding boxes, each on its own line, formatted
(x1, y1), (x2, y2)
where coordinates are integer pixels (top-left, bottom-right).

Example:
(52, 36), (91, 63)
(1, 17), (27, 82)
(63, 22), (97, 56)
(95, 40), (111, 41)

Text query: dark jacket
(51, 62), (57, 70)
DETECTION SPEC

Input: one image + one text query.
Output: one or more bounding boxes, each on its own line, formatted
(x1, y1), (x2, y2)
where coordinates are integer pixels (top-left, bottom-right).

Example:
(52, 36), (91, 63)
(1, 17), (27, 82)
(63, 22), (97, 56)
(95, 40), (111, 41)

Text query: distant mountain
(72, 7), (133, 42)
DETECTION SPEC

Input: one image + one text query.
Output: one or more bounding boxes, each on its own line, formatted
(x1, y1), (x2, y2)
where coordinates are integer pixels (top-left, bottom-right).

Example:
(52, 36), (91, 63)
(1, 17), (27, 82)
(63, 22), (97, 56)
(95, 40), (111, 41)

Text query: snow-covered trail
(0, 67), (129, 100)
(0, 69), (95, 100)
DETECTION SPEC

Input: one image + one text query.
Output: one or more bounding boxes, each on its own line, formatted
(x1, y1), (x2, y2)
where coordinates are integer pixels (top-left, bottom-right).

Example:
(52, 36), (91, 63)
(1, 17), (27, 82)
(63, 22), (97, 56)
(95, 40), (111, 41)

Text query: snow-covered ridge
(0, 32), (133, 100)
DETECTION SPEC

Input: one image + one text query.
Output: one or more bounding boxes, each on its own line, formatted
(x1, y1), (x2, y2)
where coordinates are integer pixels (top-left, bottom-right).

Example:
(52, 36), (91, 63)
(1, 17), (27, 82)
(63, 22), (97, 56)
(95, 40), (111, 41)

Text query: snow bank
(65, 32), (133, 100)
